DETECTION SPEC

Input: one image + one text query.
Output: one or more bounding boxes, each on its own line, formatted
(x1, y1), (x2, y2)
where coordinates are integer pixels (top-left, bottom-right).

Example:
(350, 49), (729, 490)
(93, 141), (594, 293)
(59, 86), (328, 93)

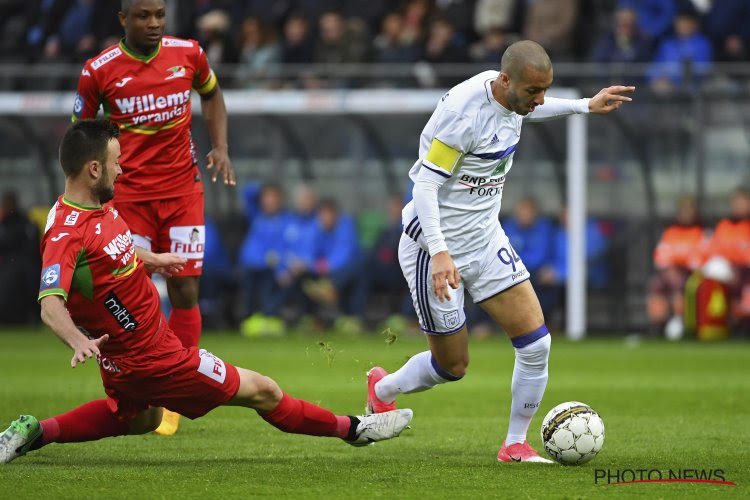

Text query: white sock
(375, 351), (457, 403)
(505, 334), (551, 445)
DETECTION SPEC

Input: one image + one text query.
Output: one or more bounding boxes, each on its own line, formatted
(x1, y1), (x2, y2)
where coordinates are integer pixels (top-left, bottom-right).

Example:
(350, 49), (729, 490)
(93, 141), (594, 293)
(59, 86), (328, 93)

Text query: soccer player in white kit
(365, 40), (635, 462)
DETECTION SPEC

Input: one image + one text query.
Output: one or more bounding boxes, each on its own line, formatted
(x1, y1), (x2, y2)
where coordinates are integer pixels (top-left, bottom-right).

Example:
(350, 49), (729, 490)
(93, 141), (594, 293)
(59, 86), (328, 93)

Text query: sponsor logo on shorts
(96, 354), (121, 373)
(511, 269), (528, 281)
(443, 310), (460, 329)
(197, 349), (226, 383)
(104, 291), (139, 332)
(169, 225), (205, 259)
(40, 264), (61, 290)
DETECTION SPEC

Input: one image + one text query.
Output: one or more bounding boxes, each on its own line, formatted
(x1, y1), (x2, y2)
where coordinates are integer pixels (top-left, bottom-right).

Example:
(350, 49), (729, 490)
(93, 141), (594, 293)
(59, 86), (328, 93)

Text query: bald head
(500, 40), (552, 80)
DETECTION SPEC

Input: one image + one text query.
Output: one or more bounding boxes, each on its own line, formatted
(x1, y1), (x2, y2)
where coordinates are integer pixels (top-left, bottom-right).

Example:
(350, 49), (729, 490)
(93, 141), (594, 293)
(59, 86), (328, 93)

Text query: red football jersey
(39, 197), (163, 356)
(73, 37), (218, 202)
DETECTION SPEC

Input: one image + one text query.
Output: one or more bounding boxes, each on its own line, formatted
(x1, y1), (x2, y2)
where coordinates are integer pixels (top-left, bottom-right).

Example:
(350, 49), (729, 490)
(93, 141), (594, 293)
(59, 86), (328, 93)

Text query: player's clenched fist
(431, 251), (460, 302)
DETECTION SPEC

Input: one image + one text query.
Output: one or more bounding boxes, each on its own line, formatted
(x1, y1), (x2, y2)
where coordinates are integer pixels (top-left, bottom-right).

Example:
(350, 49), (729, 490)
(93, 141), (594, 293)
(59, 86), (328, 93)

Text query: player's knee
(253, 376), (282, 407)
(167, 276), (199, 307)
(432, 354), (467, 381)
(233, 369), (283, 411)
(447, 360), (468, 378)
(513, 327), (551, 371)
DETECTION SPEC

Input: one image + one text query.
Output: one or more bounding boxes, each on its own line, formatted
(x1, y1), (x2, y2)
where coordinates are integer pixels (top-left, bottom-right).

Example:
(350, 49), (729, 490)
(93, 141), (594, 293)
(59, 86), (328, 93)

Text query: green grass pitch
(0, 328), (748, 498)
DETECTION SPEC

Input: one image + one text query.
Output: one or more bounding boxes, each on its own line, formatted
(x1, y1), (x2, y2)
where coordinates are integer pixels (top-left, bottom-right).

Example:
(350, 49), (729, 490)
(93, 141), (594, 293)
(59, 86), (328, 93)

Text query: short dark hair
(318, 198), (339, 212)
(59, 120), (120, 178)
(121, 0), (166, 14)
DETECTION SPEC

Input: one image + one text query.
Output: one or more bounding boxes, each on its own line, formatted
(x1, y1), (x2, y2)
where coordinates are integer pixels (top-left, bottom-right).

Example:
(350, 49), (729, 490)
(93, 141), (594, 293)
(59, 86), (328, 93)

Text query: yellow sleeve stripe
(38, 288), (68, 302)
(194, 70), (218, 95)
(425, 138), (463, 173)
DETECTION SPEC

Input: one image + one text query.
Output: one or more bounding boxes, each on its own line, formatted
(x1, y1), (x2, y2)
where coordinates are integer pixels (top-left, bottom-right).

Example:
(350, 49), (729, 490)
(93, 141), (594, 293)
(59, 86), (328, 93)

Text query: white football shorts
(398, 230), (530, 335)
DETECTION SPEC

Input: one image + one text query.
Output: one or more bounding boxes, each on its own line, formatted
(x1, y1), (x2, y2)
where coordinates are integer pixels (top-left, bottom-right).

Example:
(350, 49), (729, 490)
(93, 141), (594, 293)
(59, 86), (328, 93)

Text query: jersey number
(95, 223), (102, 235)
(497, 244), (520, 272)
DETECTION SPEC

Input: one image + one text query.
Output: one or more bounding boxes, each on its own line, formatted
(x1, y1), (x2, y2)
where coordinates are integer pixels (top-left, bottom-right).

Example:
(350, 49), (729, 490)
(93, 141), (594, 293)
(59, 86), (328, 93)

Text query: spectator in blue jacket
(302, 198), (362, 329)
(590, 6), (653, 66)
(466, 196), (552, 335)
(648, 7), (713, 91)
(238, 183), (289, 336)
(279, 184), (319, 285)
(618, 0), (676, 42)
(502, 196), (554, 276)
(536, 207), (610, 324)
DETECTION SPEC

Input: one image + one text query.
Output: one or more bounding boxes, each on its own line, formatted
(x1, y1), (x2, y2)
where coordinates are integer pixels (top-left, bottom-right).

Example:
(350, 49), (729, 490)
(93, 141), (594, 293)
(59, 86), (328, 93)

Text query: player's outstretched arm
(135, 247), (187, 277)
(201, 85), (236, 186)
(588, 86), (636, 114)
(40, 295), (109, 368)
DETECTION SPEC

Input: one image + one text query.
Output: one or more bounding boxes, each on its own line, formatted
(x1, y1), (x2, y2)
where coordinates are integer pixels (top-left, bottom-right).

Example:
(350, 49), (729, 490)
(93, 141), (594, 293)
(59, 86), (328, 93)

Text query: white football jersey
(402, 70), (588, 258)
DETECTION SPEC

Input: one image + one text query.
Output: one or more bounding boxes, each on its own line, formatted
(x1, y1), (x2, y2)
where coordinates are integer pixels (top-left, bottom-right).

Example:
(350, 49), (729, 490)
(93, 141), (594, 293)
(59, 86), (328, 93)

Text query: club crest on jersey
(40, 264), (60, 290)
(165, 66), (186, 80)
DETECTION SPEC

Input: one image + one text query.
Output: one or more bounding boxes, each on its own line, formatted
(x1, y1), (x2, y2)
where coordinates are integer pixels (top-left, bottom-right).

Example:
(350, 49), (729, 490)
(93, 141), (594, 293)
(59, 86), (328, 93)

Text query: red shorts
(115, 192), (205, 277)
(99, 324), (240, 421)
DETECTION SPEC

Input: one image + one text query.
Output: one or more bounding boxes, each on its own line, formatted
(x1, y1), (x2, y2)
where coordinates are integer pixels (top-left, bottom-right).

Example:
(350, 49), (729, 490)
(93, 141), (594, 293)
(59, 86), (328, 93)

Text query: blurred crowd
(5, 182), (750, 339)
(1, 0), (749, 89)
(200, 182), (413, 336)
(198, 184), (615, 336)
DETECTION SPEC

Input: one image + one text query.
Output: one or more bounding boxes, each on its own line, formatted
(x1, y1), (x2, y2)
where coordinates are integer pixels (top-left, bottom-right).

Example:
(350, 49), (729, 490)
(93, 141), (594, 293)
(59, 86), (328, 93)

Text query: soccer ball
(540, 401), (605, 465)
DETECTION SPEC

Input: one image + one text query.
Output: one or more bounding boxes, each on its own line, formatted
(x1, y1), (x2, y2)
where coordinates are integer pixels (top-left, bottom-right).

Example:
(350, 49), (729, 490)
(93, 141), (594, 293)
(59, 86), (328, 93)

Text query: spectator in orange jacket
(647, 196), (706, 332)
(701, 188), (750, 325)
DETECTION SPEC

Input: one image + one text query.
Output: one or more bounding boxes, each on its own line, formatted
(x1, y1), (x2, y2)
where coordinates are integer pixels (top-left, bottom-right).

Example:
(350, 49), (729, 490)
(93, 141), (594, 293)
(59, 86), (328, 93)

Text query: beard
(93, 173), (115, 203)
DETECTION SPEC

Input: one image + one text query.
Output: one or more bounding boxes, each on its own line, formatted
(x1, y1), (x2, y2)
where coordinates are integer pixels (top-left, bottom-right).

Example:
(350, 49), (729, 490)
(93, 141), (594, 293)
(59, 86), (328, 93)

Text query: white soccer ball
(540, 401), (605, 465)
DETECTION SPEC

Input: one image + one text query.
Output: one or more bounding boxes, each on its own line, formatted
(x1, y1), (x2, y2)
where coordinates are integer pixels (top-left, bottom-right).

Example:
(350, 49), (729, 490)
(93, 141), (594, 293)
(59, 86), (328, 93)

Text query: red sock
(169, 305), (202, 348)
(40, 399), (130, 445)
(260, 393), (351, 438)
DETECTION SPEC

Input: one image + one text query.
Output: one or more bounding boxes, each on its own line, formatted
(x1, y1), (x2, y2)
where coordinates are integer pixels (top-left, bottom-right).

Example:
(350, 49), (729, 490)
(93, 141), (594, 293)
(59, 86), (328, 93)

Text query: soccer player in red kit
(73, 0), (235, 433)
(0, 120), (412, 464)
